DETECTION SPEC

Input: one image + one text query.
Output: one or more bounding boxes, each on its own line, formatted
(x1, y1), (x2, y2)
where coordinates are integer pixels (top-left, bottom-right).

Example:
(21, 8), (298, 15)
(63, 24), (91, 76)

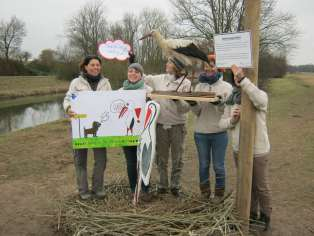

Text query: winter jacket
(219, 78), (270, 156)
(144, 74), (191, 125)
(190, 77), (232, 134)
(63, 75), (112, 112)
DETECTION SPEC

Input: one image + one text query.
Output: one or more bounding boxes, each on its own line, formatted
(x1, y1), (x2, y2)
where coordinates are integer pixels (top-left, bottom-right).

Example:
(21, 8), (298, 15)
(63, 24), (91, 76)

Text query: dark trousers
(156, 124), (186, 190)
(73, 148), (107, 194)
(123, 146), (149, 193)
(234, 153), (272, 216)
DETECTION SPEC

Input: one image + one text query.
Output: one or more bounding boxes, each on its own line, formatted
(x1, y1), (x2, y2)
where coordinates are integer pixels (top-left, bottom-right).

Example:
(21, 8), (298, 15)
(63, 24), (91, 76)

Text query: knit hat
(168, 57), (185, 71)
(128, 63), (144, 76)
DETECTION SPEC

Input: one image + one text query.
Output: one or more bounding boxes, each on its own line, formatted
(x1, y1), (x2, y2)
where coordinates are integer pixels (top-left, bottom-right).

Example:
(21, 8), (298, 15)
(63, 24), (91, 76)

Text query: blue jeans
(194, 132), (228, 189)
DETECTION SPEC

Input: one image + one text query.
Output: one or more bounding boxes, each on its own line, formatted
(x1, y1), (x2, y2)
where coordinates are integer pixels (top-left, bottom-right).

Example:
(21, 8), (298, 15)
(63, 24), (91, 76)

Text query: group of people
(63, 53), (272, 230)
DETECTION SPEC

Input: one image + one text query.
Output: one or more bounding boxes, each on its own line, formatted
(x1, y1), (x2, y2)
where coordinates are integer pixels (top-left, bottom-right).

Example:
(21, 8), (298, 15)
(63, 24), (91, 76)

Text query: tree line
(288, 64), (314, 73)
(0, 0), (300, 88)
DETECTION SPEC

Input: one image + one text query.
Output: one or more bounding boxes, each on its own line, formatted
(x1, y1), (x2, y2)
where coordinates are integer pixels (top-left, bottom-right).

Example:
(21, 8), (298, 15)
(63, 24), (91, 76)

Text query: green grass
(1, 73), (314, 235)
(267, 74), (314, 196)
(0, 93), (64, 109)
(268, 75), (314, 117)
(0, 75), (69, 99)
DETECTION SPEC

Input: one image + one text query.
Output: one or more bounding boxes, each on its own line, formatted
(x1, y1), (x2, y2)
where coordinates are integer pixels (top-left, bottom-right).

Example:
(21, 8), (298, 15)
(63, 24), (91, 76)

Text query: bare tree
(0, 16), (26, 60)
(66, 0), (108, 56)
(121, 13), (140, 50)
(108, 13), (140, 49)
(38, 49), (58, 68)
(259, 0), (298, 55)
(137, 8), (170, 69)
(170, 0), (298, 54)
(56, 44), (77, 63)
(170, 0), (244, 40)
(109, 22), (124, 40)
(15, 51), (32, 63)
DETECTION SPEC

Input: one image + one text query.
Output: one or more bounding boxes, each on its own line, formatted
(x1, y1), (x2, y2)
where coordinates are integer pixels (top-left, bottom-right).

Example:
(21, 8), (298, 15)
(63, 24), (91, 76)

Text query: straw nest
(59, 179), (242, 236)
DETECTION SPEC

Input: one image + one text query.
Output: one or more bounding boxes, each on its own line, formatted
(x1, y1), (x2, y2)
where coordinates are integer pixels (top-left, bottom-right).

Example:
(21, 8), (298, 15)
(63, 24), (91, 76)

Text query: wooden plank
(147, 93), (219, 102)
(237, 0), (261, 234)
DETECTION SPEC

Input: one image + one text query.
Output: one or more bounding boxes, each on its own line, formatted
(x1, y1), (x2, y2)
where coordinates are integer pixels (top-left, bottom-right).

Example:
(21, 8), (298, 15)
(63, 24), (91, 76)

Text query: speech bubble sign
(98, 40), (131, 61)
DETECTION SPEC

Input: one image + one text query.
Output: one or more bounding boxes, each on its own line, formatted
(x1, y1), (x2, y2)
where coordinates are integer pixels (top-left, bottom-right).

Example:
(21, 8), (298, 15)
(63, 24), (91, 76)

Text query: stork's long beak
(139, 32), (152, 40)
(118, 106), (128, 118)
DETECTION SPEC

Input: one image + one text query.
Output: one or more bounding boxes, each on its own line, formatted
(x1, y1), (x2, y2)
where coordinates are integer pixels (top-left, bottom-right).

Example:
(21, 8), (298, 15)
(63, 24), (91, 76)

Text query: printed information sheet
(214, 31), (253, 68)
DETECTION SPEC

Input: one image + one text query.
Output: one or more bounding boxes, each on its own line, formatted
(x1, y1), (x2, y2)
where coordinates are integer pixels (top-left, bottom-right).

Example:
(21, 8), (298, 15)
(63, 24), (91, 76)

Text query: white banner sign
(70, 90), (146, 148)
(214, 31), (253, 68)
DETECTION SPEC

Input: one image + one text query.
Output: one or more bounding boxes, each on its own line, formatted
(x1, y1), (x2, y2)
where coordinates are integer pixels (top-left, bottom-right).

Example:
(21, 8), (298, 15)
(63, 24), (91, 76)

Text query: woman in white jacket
(219, 64), (271, 231)
(63, 55), (112, 200)
(144, 57), (191, 197)
(189, 57), (232, 200)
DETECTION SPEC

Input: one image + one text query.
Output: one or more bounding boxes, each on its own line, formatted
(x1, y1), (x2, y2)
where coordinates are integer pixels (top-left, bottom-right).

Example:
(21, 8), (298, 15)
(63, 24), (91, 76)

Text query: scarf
(123, 79), (144, 90)
(83, 72), (102, 91)
(198, 72), (221, 85)
(225, 86), (241, 105)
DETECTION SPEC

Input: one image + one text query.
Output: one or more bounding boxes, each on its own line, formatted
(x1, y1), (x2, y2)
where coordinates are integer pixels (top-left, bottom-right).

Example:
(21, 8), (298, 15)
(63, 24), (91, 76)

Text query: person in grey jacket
(63, 55), (112, 200)
(188, 56), (232, 201)
(144, 57), (191, 197)
(219, 64), (271, 231)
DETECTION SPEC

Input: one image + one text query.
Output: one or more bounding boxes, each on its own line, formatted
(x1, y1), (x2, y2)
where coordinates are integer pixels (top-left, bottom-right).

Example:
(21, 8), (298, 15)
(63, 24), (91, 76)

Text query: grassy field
(0, 76), (69, 99)
(0, 93), (65, 109)
(0, 73), (313, 235)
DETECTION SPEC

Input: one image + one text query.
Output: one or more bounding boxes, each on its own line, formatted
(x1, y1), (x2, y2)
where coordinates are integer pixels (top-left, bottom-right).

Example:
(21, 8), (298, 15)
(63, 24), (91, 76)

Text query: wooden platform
(147, 91), (218, 102)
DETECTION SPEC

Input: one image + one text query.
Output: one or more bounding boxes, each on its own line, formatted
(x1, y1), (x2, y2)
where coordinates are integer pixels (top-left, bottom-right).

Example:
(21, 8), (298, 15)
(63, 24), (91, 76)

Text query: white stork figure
(133, 101), (160, 205)
(139, 29), (209, 73)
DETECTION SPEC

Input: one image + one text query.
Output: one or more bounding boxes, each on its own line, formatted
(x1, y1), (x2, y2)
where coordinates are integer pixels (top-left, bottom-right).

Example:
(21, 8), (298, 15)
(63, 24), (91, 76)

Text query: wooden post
(236, 0), (261, 233)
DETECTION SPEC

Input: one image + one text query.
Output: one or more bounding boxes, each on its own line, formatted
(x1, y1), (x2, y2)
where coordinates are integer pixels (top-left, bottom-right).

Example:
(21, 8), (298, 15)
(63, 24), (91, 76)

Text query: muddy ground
(0, 74), (313, 235)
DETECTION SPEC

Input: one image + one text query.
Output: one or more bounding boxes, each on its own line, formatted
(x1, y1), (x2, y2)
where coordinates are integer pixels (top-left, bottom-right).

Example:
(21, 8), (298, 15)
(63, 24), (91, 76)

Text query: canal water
(0, 98), (65, 135)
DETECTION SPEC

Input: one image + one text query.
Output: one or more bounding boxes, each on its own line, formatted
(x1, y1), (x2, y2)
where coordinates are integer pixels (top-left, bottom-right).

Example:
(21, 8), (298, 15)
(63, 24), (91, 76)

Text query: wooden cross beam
(236, 0), (261, 234)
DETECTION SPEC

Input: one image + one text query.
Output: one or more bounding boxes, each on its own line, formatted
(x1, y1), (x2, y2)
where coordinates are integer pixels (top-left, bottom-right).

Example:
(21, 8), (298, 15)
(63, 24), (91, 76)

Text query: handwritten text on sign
(98, 40), (131, 61)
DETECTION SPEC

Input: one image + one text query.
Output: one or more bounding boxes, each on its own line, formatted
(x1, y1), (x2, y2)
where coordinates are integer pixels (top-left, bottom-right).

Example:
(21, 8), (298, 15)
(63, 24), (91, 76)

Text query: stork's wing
(173, 43), (209, 63)
(141, 142), (152, 176)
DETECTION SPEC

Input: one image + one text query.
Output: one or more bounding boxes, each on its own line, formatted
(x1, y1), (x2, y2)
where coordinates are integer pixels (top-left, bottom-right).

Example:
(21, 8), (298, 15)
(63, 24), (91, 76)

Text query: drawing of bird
(118, 103), (135, 136)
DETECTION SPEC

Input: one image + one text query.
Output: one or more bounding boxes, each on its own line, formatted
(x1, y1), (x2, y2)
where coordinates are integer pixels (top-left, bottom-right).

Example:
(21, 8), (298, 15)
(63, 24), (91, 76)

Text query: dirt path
(0, 74), (313, 235)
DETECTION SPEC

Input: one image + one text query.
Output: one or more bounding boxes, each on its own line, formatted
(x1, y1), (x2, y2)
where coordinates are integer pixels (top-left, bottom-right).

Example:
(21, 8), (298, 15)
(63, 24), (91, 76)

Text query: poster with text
(70, 90), (146, 149)
(214, 31), (253, 68)
(98, 40), (131, 61)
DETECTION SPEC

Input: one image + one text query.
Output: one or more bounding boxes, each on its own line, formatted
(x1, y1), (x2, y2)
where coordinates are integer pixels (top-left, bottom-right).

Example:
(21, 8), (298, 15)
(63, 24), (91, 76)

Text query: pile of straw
(60, 180), (242, 236)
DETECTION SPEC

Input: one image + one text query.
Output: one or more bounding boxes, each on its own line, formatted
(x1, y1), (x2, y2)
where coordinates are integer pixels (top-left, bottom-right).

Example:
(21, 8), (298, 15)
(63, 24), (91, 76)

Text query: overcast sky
(1, 0), (313, 65)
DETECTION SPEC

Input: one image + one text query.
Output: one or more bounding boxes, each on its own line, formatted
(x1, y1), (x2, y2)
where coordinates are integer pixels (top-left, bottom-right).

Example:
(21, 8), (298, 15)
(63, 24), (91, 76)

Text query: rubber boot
(200, 183), (211, 200)
(259, 212), (271, 231)
(211, 187), (225, 204)
(215, 187), (225, 197)
(249, 211), (258, 225)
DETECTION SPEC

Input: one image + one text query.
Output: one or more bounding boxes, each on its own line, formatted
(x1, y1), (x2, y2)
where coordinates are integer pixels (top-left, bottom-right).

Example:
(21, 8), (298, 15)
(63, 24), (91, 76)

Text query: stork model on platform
(139, 30), (209, 74)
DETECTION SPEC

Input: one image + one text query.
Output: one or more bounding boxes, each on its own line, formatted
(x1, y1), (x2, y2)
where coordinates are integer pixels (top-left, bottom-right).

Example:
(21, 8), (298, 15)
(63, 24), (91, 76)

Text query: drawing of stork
(133, 101), (160, 205)
(118, 102), (142, 136)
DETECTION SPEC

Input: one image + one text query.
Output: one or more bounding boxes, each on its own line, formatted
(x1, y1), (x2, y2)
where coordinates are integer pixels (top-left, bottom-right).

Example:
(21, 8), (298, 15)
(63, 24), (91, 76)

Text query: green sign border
(73, 136), (140, 149)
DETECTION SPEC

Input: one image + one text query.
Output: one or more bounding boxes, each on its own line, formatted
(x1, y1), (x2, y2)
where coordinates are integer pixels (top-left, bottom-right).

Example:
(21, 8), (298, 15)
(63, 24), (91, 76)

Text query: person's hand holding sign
(231, 64), (245, 86)
(66, 106), (77, 118)
(231, 106), (241, 124)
